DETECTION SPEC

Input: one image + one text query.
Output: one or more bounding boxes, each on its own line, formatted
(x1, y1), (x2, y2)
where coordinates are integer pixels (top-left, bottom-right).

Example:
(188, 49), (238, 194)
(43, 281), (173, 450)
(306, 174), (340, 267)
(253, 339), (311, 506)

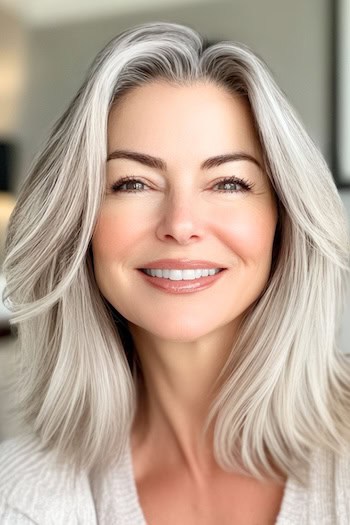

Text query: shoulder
(309, 444), (350, 514)
(310, 443), (350, 481)
(329, 446), (350, 517)
(333, 445), (350, 493)
(0, 433), (97, 524)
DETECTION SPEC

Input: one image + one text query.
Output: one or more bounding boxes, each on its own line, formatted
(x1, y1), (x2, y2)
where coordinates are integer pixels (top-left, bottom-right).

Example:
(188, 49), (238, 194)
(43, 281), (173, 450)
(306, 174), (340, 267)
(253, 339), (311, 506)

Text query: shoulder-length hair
(3, 21), (350, 485)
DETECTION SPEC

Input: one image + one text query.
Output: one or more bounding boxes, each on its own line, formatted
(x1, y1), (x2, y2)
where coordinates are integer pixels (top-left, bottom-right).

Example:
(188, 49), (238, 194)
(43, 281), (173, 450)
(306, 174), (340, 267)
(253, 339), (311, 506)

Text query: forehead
(107, 80), (264, 164)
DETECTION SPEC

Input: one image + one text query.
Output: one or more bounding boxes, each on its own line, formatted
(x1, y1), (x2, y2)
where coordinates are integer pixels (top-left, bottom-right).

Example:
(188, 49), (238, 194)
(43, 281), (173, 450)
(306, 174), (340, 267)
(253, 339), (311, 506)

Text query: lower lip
(137, 269), (227, 294)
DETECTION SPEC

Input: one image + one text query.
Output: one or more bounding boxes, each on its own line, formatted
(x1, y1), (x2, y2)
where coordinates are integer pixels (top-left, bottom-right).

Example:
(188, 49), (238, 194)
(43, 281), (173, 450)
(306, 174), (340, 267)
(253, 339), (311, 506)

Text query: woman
(1, 21), (350, 524)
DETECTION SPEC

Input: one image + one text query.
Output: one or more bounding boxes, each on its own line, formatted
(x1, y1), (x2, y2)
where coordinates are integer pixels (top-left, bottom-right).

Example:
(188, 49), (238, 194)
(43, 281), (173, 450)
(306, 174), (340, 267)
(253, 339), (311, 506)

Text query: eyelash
(109, 175), (254, 194)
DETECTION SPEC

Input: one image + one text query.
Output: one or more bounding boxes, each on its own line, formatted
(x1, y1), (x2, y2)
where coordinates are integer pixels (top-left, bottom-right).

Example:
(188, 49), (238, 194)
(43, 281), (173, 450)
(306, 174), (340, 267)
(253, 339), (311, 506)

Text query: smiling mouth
(136, 267), (227, 294)
(138, 268), (226, 280)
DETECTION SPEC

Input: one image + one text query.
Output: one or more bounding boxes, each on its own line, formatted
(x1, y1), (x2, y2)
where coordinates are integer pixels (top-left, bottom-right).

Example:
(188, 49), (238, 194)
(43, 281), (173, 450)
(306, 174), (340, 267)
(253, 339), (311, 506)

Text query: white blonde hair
(3, 21), (350, 485)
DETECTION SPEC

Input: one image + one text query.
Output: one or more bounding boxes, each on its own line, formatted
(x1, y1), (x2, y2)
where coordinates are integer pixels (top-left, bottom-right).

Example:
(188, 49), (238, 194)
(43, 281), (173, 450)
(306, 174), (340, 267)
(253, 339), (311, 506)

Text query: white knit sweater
(0, 433), (349, 524)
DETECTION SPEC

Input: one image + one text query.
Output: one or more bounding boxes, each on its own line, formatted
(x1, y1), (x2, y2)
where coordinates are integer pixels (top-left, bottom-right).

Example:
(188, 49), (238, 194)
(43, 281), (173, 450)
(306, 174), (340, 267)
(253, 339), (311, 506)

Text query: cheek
(217, 205), (277, 263)
(92, 207), (140, 262)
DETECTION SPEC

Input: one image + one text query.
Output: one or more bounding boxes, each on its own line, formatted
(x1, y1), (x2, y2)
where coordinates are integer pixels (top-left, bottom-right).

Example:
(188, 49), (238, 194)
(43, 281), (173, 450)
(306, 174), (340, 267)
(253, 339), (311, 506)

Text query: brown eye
(111, 177), (147, 193)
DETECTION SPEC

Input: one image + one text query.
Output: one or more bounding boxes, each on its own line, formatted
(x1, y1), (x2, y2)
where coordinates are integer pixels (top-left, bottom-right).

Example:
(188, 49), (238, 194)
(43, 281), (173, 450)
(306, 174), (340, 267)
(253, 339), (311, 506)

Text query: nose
(155, 190), (205, 245)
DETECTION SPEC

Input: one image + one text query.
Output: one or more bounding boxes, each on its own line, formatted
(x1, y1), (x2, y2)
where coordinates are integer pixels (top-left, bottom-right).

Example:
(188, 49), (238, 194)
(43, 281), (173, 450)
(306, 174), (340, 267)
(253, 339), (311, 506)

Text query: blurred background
(0, 0), (349, 440)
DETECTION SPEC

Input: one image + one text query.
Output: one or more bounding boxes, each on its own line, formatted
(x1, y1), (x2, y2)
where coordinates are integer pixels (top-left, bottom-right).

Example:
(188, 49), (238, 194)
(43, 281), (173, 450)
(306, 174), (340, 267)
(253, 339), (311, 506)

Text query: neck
(128, 320), (240, 478)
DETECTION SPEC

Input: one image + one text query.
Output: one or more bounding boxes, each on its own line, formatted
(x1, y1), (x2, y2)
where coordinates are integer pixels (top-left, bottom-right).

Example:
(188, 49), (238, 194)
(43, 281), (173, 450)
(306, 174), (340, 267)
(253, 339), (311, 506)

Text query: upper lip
(138, 259), (226, 270)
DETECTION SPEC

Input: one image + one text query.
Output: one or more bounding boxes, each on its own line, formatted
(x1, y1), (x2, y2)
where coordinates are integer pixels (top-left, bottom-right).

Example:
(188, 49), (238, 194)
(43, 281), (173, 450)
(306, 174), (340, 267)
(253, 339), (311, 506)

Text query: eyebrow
(106, 149), (263, 170)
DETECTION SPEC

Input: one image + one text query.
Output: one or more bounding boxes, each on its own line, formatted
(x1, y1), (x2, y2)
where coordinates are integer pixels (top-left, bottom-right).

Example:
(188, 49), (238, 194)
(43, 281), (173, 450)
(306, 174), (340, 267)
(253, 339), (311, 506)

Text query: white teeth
(143, 268), (221, 280)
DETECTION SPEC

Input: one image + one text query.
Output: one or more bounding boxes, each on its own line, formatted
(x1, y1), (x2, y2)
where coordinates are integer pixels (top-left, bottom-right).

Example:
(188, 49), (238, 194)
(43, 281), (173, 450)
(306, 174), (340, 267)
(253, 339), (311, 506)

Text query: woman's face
(92, 81), (278, 343)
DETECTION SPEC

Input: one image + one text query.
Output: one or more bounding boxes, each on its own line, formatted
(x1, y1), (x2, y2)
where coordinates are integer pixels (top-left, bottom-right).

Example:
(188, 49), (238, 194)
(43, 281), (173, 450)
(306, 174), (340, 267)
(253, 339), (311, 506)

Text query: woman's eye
(213, 177), (254, 193)
(110, 177), (146, 193)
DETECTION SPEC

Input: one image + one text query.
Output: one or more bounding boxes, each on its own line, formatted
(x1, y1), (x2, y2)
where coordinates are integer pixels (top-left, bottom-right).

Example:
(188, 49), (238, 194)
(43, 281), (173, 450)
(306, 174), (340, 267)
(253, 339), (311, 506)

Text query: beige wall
(0, 8), (27, 141)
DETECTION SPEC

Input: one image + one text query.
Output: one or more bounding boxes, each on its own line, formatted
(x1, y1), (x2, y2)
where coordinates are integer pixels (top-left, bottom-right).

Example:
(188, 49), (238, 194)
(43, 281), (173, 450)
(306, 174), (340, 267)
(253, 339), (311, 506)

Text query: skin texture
(92, 81), (283, 523)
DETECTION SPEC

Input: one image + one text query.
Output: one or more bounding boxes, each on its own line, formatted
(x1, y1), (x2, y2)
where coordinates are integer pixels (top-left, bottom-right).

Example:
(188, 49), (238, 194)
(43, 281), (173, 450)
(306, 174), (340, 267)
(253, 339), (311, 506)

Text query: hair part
(3, 21), (350, 485)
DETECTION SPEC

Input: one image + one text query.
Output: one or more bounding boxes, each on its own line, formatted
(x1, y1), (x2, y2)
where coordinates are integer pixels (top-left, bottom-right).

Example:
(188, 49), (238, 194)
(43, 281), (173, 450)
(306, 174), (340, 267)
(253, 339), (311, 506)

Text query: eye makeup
(108, 175), (255, 194)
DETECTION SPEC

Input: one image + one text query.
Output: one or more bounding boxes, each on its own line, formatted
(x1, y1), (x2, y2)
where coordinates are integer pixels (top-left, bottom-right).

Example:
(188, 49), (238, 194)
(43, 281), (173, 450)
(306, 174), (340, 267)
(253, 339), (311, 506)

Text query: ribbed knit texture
(0, 433), (349, 524)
